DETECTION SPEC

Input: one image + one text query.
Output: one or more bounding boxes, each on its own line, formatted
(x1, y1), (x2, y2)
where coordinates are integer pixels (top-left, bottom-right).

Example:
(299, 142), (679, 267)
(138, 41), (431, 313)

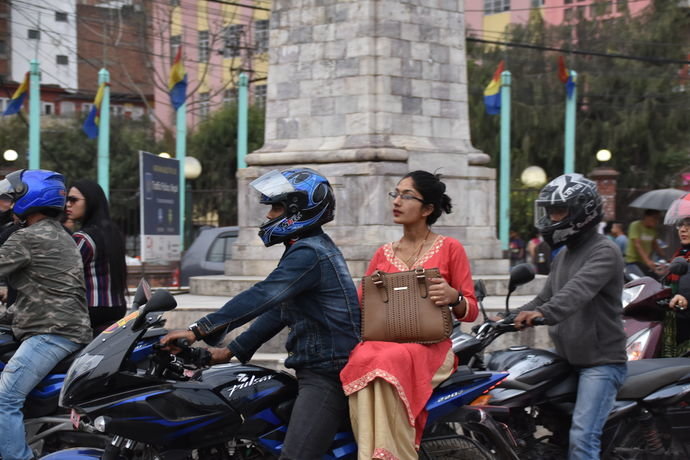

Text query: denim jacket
(195, 229), (361, 372)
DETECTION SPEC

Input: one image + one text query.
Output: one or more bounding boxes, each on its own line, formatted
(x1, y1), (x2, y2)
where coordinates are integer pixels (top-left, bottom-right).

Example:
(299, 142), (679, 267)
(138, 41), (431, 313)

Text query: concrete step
(189, 273), (547, 297)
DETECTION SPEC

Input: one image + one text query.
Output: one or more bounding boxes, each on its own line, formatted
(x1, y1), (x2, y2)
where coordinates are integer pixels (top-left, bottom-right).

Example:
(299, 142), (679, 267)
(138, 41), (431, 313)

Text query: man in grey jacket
(514, 173), (627, 460)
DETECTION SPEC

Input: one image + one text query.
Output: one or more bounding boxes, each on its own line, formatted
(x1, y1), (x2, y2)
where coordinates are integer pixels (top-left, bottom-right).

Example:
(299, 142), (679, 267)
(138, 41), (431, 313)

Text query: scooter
(453, 263), (690, 459)
(42, 281), (520, 460)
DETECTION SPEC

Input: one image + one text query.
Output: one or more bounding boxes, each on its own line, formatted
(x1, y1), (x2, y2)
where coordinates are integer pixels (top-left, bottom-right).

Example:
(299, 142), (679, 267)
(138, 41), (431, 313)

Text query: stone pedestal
(589, 166), (620, 221)
(219, 0), (506, 282)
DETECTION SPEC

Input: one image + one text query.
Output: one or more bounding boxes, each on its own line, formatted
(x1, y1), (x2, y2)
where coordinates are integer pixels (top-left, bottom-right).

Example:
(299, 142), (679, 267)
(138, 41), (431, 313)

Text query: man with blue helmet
(0, 169), (91, 460)
(162, 167), (360, 460)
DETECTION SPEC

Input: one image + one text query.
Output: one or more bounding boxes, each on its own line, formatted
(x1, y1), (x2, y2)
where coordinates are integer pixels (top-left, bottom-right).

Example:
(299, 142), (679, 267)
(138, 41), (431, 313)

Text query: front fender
(41, 448), (104, 459)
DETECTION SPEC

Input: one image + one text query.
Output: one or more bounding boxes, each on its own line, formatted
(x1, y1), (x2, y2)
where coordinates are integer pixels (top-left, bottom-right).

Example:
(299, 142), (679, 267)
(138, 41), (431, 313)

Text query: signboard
(139, 151), (181, 262)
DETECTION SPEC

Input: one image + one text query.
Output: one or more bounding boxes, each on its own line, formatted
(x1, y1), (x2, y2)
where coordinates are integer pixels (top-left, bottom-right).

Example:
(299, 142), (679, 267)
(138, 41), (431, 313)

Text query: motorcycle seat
(618, 357), (690, 400)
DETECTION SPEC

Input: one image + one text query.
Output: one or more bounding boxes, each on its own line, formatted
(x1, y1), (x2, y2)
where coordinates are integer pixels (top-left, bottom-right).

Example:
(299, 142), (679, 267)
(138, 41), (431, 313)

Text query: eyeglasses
(66, 196), (83, 204)
(388, 191), (424, 203)
(676, 220), (690, 230)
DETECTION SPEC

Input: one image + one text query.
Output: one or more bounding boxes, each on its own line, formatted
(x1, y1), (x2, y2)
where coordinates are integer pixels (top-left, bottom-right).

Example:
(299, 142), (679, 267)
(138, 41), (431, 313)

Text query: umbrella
(628, 188), (687, 211)
(664, 193), (690, 225)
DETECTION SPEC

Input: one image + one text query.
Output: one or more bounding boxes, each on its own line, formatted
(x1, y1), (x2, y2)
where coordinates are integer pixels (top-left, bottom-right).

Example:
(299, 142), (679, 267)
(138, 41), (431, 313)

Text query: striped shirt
(73, 231), (123, 308)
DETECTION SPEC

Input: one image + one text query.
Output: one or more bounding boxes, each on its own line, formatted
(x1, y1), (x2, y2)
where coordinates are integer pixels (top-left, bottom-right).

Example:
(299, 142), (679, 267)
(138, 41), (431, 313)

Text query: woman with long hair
(340, 170), (478, 459)
(65, 179), (127, 332)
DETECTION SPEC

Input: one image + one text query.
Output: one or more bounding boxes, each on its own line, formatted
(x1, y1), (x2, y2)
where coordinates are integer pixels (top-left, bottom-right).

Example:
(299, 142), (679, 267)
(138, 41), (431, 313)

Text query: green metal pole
(97, 68), (111, 199)
(28, 60), (40, 169)
(499, 71), (511, 252)
(237, 73), (248, 169)
(176, 102), (187, 248)
(564, 70), (577, 174)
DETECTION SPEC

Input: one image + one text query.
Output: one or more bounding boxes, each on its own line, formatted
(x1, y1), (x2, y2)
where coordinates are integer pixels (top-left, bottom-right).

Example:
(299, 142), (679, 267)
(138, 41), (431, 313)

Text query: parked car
(180, 226), (239, 285)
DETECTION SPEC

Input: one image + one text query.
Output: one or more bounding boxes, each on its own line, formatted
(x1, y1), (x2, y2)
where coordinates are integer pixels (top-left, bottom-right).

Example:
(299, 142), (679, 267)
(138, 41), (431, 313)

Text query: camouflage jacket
(0, 218), (91, 343)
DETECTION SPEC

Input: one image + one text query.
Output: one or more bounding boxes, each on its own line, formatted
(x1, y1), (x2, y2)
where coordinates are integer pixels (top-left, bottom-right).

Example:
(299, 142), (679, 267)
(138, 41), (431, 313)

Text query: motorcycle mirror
(131, 278), (152, 310)
(474, 279), (487, 302)
(669, 257), (688, 276)
(132, 290), (177, 331)
(508, 264), (536, 294)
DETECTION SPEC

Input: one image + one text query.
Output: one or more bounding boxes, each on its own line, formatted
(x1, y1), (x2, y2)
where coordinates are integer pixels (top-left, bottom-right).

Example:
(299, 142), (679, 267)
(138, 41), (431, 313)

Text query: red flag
(557, 56), (570, 84)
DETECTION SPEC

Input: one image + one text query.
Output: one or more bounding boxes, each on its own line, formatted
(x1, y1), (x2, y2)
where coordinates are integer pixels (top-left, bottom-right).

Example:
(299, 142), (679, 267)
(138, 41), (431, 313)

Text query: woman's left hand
(428, 277), (458, 306)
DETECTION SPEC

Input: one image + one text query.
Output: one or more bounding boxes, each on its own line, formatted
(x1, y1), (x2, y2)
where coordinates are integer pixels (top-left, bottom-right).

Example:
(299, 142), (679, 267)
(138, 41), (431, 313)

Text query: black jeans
(279, 368), (348, 460)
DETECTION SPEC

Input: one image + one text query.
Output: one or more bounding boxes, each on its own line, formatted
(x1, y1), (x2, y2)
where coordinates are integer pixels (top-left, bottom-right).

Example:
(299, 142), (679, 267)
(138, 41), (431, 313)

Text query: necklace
(395, 228), (431, 268)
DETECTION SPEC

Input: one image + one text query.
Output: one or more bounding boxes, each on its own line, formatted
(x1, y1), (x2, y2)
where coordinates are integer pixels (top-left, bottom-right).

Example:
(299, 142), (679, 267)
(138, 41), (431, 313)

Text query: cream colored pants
(348, 349), (456, 460)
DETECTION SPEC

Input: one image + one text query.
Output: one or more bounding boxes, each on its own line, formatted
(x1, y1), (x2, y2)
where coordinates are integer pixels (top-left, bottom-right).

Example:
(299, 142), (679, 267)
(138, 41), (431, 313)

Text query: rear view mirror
(131, 278), (152, 310)
(131, 290), (177, 331)
(474, 279), (487, 302)
(508, 264), (536, 294)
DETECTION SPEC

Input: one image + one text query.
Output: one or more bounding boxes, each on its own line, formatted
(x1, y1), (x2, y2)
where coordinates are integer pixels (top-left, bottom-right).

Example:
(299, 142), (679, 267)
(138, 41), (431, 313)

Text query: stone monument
(192, 0), (508, 295)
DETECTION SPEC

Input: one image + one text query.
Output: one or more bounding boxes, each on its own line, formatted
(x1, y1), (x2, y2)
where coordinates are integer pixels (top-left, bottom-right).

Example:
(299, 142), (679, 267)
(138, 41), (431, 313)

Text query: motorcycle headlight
(622, 285), (644, 308)
(626, 328), (651, 361)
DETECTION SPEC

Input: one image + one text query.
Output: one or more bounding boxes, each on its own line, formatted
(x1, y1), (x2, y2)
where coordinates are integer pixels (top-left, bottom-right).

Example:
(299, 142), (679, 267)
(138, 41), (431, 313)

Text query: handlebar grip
(173, 338), (190, 348)
(532, 316), (546, 326)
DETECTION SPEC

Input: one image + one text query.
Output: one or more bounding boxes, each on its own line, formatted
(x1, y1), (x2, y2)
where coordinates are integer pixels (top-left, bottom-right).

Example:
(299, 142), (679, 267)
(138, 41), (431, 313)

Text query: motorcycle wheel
(418, 435), (494, 460)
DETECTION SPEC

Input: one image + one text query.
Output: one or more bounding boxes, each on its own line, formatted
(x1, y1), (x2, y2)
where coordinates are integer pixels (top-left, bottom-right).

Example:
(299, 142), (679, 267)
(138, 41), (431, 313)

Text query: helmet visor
(250, 170), (295, 201)
(664, 193), (690, 226)
(534, 202), (569, 228)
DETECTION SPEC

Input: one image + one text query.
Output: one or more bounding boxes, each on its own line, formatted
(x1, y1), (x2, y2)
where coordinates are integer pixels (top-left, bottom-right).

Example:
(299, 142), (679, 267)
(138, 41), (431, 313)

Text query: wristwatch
(188, 323), (203, 340)
(448, 293), (464, 308)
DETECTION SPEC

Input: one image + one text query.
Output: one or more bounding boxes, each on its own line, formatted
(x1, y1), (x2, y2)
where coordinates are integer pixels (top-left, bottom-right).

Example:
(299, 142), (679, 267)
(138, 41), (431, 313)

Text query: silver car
(180, 226), (239, 285)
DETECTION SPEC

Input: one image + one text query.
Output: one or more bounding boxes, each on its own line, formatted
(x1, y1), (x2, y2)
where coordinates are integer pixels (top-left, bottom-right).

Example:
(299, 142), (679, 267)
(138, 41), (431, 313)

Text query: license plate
(70, 409), (81, 430)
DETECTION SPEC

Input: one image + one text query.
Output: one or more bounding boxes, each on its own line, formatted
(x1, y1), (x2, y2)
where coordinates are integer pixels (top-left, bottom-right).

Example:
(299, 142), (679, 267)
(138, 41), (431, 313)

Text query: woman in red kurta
(341, 171), (478, 460)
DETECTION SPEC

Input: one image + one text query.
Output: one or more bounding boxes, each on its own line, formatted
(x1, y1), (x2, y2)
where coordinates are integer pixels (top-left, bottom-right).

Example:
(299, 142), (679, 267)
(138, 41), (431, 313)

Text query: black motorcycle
(452, 264), (690, 459)
(42, 281), (520, 460)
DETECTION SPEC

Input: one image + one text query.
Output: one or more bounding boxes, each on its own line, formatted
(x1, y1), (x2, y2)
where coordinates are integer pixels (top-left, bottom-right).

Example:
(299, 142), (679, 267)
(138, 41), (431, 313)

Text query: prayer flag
(3, 72), (29, 116)
(558, 56), (575, 99)
(483, 61), (505, 115)
(82, 82), (107, 139)
(168, 47), (187, 110)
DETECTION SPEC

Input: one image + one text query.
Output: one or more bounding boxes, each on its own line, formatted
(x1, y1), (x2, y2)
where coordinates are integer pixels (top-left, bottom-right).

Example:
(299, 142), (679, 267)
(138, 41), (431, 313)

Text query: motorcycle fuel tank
(487, 347), (571, 389)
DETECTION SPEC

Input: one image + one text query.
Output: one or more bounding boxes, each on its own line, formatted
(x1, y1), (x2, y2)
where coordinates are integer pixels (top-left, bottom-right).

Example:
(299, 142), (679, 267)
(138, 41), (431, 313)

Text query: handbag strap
(371, 271), (389, 303)
(415, 267), (429, 298)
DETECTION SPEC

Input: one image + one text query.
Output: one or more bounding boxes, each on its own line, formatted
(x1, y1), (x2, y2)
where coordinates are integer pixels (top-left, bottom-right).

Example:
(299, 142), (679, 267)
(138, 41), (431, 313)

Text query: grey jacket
(520, 230), (627, 367)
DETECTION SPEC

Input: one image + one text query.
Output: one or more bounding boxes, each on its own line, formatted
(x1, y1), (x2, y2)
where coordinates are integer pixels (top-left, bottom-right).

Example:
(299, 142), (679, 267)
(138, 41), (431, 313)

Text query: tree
(467, 1), (690, 190)
(188, 103), (265, 226)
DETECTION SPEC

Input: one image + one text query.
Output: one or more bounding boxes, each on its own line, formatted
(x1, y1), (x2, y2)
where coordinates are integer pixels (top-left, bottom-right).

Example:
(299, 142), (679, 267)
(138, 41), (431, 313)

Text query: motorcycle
(0, 325), (107, 456)
(623, 257), (689, 360)
(42, 281), (520, 460)
(452, 263), (690, 459)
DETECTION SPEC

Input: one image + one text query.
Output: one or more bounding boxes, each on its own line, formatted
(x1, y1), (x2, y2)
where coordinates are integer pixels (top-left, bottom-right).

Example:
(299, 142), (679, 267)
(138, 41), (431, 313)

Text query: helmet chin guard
(251, 168), (335, 246)
(535, 173), (602, 248)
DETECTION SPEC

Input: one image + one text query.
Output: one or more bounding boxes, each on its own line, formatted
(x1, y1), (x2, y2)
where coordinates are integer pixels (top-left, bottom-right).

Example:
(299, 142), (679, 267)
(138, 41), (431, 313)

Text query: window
(483, 0), (510, 14)
(170, 0), (180, 6)
(0, 40), (6, 56)
(254, 84), (267, 106)
(198, 31), (209, 62)
(616, 0), (628, 12)
(199, 92), (210, 119)
(55, 11), (68, 22)
(82, 103), (93, 113)
(56, 55), (69, 65)
(254, 20), (269, 53)
(42, 102), (54, 115)
(564, 7), (573, 21)
(206, 232), (236, 263)
(61, 101), (75, 115)
(170, 35), (181, 62)
(0, 98), (8, 113)
(224, 24), (244, 58)
(28, 29), (40, 40)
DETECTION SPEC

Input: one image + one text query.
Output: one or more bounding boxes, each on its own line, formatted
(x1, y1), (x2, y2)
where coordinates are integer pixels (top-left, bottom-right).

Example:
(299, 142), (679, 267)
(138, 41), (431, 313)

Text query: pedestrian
(610, 221), (628, 256)
(161, 168), (360, 460)
(0, 170), (91, 460)
(65, 179), (128, 333)
(514, 173), (627, 460)
(509, 228), (526, 267)
(625, 209), (665, 278)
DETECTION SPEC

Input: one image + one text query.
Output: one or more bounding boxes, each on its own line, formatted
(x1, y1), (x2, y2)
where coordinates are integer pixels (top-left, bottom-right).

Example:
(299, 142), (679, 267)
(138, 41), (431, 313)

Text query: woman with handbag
(340, 170), (478, 460)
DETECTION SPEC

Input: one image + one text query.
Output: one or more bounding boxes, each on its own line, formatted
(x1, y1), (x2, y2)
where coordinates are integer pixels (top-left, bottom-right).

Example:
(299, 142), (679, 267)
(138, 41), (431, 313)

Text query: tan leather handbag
(361, 267), (452, 344)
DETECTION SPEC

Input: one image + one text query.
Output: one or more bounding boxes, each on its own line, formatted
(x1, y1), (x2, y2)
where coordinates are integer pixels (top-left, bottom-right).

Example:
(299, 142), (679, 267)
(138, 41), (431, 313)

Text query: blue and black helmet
(251, 168), (335, 246)
(0, 169), (66, 218)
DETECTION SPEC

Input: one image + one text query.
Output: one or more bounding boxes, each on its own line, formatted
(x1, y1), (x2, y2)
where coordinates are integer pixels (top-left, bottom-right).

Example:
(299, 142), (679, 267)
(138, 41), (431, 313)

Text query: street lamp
(183, 156), (202, 248)
(3, 149), (18, 162)
(520, 165), (547, 189)
(158, 152), (171, 159)
(596, 149), (612, 163)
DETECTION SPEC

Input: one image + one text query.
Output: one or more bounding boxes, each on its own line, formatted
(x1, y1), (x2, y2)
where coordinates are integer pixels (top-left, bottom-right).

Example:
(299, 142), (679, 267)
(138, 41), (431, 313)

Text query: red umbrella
(664, 193), (690, 225)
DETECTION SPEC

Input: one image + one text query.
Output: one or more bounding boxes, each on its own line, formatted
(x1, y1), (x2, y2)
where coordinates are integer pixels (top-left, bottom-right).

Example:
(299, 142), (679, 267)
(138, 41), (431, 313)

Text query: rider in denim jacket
(162, 168), (360, 460)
